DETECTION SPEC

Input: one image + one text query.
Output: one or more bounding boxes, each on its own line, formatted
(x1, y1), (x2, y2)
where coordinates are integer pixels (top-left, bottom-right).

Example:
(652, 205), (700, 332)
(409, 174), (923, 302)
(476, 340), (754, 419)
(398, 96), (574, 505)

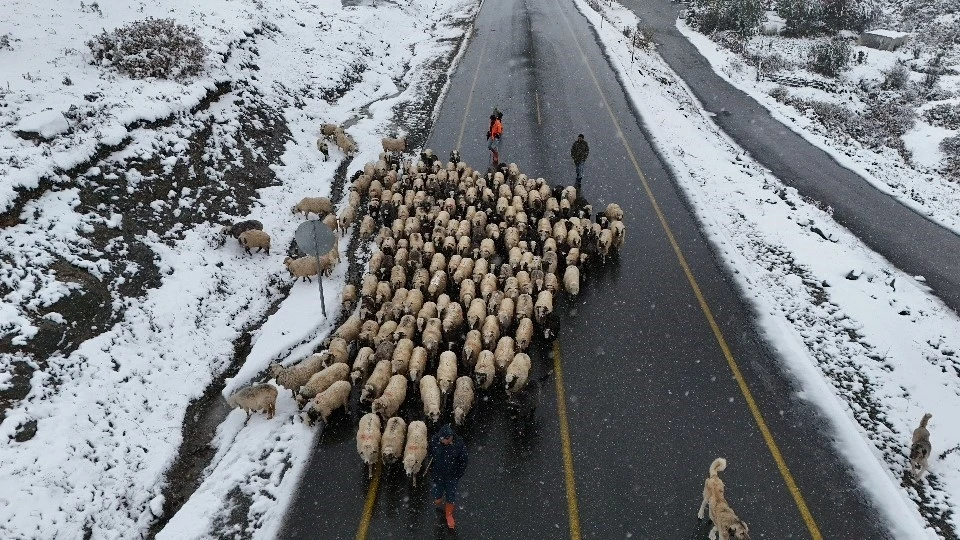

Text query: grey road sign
(294, 220), (337, 317)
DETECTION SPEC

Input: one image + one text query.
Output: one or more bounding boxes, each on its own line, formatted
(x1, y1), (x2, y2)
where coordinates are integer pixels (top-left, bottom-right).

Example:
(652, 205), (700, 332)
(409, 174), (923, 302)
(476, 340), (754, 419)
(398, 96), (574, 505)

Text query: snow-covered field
(674, 18), (960, 236)
(579, 0), (959, 538)
(0, 0), (478, 537)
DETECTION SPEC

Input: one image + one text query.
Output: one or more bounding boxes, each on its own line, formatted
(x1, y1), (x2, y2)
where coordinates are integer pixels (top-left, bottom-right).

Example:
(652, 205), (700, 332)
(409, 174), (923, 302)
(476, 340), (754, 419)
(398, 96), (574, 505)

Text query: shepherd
(570, 133), (589, 191)
(429, 424), (469, 529)
(487, 110), (503, 165)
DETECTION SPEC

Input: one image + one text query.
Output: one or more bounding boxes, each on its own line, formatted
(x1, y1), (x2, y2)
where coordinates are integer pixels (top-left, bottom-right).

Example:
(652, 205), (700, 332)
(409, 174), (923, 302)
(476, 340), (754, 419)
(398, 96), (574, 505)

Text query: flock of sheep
(225, 134), (626, 485)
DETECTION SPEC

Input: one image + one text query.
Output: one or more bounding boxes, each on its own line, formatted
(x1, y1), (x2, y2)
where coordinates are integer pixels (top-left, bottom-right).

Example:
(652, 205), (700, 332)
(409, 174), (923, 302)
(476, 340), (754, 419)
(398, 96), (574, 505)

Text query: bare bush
(87, 18), (208, 80)
(941, 135), (960, 179)
(808, 37), (851, 77)
(880, 63), (910, 90)
(768, 85), (790, 101)
(924, 103), (960, 130)
(687, 0), (766, 38)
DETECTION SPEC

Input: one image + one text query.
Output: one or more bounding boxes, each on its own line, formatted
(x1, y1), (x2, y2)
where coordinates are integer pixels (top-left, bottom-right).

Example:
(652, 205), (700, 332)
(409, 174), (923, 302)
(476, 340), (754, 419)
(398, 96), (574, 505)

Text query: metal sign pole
(314, 233), (327, 318)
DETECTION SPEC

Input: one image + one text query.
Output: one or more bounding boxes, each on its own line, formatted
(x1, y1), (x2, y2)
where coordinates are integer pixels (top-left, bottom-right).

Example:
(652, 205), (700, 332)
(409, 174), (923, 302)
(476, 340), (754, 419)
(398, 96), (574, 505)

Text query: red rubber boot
(444, 503), (456, 529)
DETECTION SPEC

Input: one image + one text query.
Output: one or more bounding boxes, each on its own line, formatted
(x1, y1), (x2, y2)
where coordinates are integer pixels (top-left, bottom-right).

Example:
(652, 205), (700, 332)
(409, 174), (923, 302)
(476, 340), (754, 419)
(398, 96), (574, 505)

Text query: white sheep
(535, 290), (554, 324)
(226, 383), (278, 419)
(453, 376), (475, 426)
(293, 196), (333, 217)
(421, 317), (443, 359)
(403, 421), (429, 486)
(420, 374), (442, 424)
(474, 350), (496, 390)
(391, 338), (415, 375)
(373, 374), (408, 420)
(467, 297), (487, 330)
(351, 346), (376, 386)
(381, 417), (407, 467)
(611, 220), (625, 252)
(437, 351), (458, 395)
(238, 230), (271, 256)
(382, 137), (407, 153)
(605, 202), (624, 222)
(408, 346), (429, 383)
(515, 293), (534, 322)
(461, 329), (483, 370)
(333, 314), (362, 343)
(334, 128), (357, 155)
(295, 363), (349, 407)
(505, 353), (532, 395)
(284, 255), (332, 282)
(361, 360), (392, 403)
(563, 265), (580, 296)
(357, 413), (382, 478)
(494, 336), (515, 372)
(270, 354), (325, 393)
(481, 314), (500, 350)
(303, 380), (352, 426)
(320, 337), (350, 367)
(515, 318), (534, 351)
(496, 296), (515, 330)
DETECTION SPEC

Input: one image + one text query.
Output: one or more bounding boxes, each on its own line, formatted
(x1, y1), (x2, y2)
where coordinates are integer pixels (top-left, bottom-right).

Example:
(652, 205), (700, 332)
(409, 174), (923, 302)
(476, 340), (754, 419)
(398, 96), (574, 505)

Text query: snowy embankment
(674, 22), (960, 237)
(577, 1), (959, 538)
(0, 0), (477, 538)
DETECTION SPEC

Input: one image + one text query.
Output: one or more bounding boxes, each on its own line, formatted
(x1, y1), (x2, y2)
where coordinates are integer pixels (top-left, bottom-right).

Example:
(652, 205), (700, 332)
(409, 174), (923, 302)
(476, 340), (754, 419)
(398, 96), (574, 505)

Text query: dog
(910, 413), (933, 479)
(698, 458), (750, 540)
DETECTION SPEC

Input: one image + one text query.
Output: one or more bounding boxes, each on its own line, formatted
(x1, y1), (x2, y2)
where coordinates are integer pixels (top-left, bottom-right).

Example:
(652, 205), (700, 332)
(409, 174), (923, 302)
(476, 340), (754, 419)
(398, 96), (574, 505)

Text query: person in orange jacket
(487, 110), (503, 165)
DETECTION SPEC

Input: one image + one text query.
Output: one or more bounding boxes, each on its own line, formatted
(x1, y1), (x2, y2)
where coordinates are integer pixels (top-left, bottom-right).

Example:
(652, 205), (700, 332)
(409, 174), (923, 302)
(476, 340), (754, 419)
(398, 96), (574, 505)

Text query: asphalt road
(279, 0), (894, 537)
(619, 0), (960, 315)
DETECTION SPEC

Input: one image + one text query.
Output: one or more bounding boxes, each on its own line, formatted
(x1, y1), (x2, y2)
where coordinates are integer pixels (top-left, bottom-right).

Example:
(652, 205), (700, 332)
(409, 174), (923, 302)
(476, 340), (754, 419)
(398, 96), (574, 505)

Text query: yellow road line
(455, 35), (489, 151)
(553, 341), (583, 540)
(553, 1), (823, 538)
(355, 465), (381, 540)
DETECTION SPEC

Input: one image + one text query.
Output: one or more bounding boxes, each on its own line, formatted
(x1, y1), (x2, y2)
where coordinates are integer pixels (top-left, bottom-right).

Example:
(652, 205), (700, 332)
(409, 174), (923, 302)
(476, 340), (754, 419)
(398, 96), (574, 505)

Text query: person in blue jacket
(429, 424), (468, 529)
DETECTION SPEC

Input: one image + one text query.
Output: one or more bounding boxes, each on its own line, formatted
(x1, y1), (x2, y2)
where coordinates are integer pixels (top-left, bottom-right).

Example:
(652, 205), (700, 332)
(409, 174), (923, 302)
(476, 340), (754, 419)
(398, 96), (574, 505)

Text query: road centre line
(356, 465), (381, 540)
(553, 341), (584, 540)
(456, 35), (489, 151)
(551, 0), (823, 538)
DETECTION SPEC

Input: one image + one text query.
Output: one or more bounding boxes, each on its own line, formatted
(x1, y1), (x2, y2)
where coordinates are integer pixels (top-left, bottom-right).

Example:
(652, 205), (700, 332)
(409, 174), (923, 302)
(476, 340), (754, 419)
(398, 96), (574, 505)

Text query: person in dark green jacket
(429, 424), (468, 529)
(571, 133), (589, 191)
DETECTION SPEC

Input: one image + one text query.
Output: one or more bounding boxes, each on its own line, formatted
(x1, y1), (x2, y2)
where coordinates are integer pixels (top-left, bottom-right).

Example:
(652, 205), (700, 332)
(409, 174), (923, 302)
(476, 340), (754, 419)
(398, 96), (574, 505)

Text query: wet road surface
(280, 0), (893, 537)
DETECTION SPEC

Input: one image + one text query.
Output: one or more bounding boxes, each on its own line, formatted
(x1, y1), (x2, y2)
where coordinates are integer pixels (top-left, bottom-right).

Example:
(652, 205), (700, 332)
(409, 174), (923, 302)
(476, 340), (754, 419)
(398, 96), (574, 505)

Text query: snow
(675, 22), (960, 237)
(0, 0), (479, 537)
(578, 0), (959, 537)
(13, 110), (70, 139)
(867, 29), (911, 39)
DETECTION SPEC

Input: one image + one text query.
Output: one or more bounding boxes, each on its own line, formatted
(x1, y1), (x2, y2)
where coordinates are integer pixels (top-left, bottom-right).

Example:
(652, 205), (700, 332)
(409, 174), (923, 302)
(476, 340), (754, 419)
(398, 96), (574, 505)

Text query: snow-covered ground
(0, 0), (478, 537)
(579, 0), (959, 537)
(674, 20), (960, 236)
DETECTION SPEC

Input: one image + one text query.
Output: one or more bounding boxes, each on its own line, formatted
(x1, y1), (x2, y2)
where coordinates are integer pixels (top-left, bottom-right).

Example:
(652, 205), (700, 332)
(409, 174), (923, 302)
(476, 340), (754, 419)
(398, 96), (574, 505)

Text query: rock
(14, 110), (70, 140)
(845, 269), (862, 280)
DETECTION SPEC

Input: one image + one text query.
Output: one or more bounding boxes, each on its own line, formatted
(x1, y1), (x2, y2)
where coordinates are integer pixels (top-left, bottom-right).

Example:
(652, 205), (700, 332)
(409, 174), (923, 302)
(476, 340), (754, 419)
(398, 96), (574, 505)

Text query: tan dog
(697, 458), (750, 540)
(909, 413), (933, 479)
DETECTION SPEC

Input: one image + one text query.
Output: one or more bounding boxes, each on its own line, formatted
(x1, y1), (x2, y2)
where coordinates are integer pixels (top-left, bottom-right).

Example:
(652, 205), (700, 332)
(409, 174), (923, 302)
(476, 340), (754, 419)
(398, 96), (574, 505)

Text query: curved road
(280, 0), (893, 537)
(622, 0), (960, 314)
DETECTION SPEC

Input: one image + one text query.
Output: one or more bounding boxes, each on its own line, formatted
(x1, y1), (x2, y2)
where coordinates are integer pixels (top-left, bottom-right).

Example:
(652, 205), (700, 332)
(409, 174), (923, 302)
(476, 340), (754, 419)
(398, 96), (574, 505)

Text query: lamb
(372, 374), (408, 420)
(357, 413), (382, 478)
(437, 351), (458, 395)
(481, 314), (500, 350)
(361, 360), (392, 403)
(293, 196), (334, 217)
(515, 317), (534, 351)
(391, 338), (415, 375)
(295, 363), (349, 407)
(462, 329), (483, 370)
(382, 137), (408, 153)
(303, 380), (352, 426)
(535, 290), (554, 324)
(420, 374), (442, 424)
(226, 383), (278, 419)
(403, 421), (429, 486)
(505, 353), (532, 395)
(238, 230), (271, 256)
(474, 350), (496, 390)
(381, 416), (407, 467)
(408, 346), (429, 383)
(563, 265), (580, 296)
(494, 336), (516, 372)
(270, 354), (325, 393)
(453, 376), (475, 426)
(351, 346), (376, 386)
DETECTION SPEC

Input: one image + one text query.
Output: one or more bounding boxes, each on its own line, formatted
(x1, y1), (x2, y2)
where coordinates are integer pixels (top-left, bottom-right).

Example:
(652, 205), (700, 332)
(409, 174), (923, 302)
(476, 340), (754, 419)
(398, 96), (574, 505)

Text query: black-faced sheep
(351, 346), (376, 386)
(505, 353), (532, 395)
(220, 219), (264, 247)
(515, 318), (534, 352)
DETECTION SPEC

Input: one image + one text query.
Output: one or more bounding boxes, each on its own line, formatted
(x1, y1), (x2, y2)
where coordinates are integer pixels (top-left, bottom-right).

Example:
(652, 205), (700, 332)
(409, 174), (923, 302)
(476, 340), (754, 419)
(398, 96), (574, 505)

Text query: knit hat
(438, 424), (454, 439)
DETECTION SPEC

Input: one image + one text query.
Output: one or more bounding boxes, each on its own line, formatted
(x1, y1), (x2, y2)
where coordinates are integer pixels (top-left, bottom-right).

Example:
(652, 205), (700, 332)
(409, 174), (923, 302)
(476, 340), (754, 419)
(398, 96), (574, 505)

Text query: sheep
(403, 421), (429, 486)
(441, 301), (465, 340)
(393, 315), (417, 342)
(605, 202), (624, 222)
(503, 276), (520, 300)
(374, 340), (396, 371)
(611, 220), (625, 252)
(303, 380), (352, 426)
(564, 265), (580, 296)
(565, 248), (581, 268)
(226, 383), (278, 419)
(293, 196), (334, 217)
(416, 302), (438, 330)
(461, 329), (483, 370)
(420, 374), (442, 424)
(459, 278), (477, 306)
(375, 281), (393, 307)
(422, 317), (443, 359)
(467, 297), (487, 330)
(494, 337), (516, 372)
(361, 360), (392, 403)
(270, 354), (325, 393)
(339, 204), (357, 234)
(296, 363), (349, 407)
(334, 128), (357, 156)
(496, 296), (515, 331)
(552, 221), (568, 246)
(472, 258), (489, 283)
(238, 229), (271, 256)
(505, 353), (532, 395)
(359, 215), (377, 240)
(515, 318), (534, 351)
(333, 314), (362, 343)
(453, 257), (474, 285)
(474, 351), (496, 390)
(381, 417), (407, 467)
(598, 229), (612, 263)
(284, 255), (329, 282)
(359, 320), (380, 347)
(390, 265), (407, 292)
(437, 351), (458, 395)
(357, 413), (382, 478)
(542, 250), (558, 275)
(373, 374), (408, 420)
(480, 273), (498, 300)
(382, 136), (407, 154)
(446, 254), (463, 277)
(351, 346), (376, 386)
(453, 376), (475, 426)
(408, 346), (429, 383)
(481, 314), (501, 350)
(342, 284), (358, 312)
(428, 270), (447, 299)
(220, 219), (264, 247)
(535, 290), (554, 324)
(544, 272), (559, 293)
(321, 337), (350, 367)
(321, 123), (339, 136)
(322, 212), (339, 232)
(515, 293), (534, 322)
(391, 338), (415, 375)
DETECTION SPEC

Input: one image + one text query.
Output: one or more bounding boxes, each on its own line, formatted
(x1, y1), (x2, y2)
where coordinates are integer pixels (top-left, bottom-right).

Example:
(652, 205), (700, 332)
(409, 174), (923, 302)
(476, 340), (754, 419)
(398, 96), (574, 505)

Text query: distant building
(859, 30), (910, 51)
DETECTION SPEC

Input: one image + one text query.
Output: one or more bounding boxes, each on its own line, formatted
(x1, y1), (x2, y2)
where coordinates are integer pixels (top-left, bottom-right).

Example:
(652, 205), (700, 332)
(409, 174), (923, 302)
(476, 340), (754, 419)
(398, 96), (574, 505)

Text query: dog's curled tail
(920, 413), (932, 428)
(709, 457), (727, 477)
